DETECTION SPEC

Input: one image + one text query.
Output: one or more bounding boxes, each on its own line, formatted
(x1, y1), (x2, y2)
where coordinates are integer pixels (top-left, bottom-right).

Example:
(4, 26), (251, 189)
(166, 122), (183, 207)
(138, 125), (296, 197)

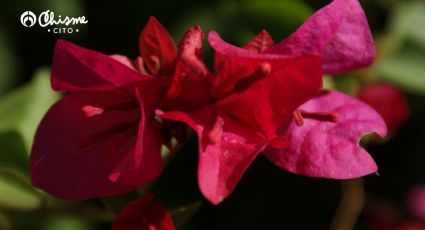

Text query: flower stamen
(293, 110), (304, 127)
(81, 102), (138, 118)
(292, 109), (339, 126)
(232, 62), (272, 94)
(301, 110), (339, 123)
(82, 106), (104, 117)
(208, 118), (224, 144)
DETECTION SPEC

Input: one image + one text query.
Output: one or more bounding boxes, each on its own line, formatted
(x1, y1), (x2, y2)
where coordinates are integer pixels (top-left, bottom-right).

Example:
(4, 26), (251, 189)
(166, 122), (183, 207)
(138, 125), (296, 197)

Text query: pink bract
(266, 0), (376, 74)
(265, 90), (387, 179)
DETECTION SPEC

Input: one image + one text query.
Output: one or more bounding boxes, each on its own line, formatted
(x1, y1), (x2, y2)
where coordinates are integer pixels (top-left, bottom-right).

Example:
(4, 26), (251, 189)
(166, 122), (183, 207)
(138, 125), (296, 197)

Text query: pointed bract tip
(148, 16), (159, 23)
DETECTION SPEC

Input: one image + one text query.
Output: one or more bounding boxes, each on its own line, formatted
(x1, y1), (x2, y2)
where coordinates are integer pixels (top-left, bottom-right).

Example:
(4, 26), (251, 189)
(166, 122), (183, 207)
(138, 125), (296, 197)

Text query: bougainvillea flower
(264, 90), (387, 179)
(158, 30), (323, 204)
(184, 0), (385, 201)
(112, 195), (174, 230)
(30, 17), (192, 200)
(157, 0), (384, 204)
(357, 82), (410, 132)
(266, 0), (375, 74)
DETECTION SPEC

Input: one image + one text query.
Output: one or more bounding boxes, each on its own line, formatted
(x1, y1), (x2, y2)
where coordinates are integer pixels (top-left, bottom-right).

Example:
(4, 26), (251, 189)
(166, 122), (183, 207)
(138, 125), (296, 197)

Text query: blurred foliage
(43, 217), (92, 230)
(376, 1), (425, 95)
(0, 166), (41, 211)
(0, 25), (18, 96)
(0, 0), (424, 229)
(0, 68), (61, 229)
(0, 68), (59, 157)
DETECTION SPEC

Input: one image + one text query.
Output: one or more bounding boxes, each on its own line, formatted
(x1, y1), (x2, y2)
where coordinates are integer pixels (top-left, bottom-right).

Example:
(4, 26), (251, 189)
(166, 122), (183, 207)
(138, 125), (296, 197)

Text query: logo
(20, 11), (37, 27)
(20, 10), (88, 34)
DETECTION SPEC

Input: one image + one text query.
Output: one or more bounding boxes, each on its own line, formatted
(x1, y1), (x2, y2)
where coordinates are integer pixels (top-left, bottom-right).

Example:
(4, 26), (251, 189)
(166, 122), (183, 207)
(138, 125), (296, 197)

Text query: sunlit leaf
(390, 1), (425, 50)
(0, 67), (59, 153)
(43, 216), (92, 230)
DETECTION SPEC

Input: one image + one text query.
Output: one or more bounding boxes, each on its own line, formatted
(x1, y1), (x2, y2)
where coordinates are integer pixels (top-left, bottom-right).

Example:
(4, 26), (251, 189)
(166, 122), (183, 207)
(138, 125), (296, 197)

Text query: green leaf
(43, 216), (93, 230)
(0, 67), (59, 154)
(0, 131), (28, 171)
(0, 69), (54, 211)
(377, 47), (425, 95)
(0, 166), (42, 211)
(389, 1), (425, 50)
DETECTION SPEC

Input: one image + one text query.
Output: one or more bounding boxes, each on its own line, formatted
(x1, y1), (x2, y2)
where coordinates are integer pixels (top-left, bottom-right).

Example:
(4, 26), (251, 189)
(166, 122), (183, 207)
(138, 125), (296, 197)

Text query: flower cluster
(30, 0), (388, 229)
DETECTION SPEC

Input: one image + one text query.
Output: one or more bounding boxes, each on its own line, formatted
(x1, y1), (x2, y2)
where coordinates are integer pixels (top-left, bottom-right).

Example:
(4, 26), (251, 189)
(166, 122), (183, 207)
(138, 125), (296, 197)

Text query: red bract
(31, 40), (169, 200)
(158, 30), (323, 204)
(357, 82), (410, 132)
(139, 17), (177, 76)
(112, 195), (175, 230)
(30, 17), (187, 200)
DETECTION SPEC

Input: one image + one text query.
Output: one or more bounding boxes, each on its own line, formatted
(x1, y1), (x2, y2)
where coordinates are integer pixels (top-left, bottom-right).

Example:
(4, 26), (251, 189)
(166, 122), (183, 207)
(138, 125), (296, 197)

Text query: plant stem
(329, 178), (365, 230)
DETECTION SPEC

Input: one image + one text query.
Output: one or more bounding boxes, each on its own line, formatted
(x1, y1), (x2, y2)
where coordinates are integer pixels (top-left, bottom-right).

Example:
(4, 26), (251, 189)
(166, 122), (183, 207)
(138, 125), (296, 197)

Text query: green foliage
(0, 131), (28, 172)
(238, 0), (312, 39)
(43, 216), (92, 230)
(0, 68), (58, 211)
(169, 201), (202, 229)
(0, 67), (59, 154)
(0, 166), (41, 211)
(376, 1), (425, 95)
(171, 0), (312, 49)
(377, 46), (425, 95)
(0, 25), (18, 95)
(390, 1), (425, 50)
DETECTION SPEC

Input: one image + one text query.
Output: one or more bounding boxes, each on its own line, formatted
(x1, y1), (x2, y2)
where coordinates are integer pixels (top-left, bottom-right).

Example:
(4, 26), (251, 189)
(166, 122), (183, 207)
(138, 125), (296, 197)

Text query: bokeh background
(0, 0), (424, 229)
